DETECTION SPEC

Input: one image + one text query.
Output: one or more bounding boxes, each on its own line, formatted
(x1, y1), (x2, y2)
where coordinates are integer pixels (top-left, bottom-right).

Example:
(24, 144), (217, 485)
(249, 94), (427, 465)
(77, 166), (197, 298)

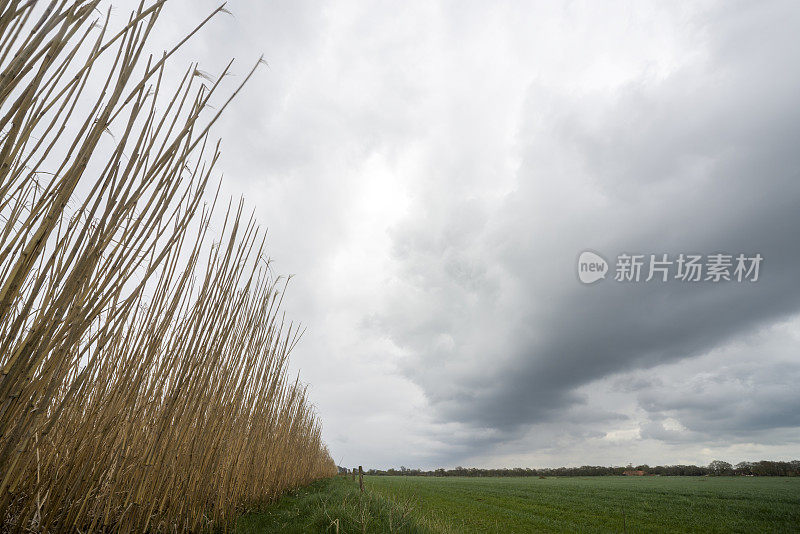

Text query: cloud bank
(128, 0), (800, 468)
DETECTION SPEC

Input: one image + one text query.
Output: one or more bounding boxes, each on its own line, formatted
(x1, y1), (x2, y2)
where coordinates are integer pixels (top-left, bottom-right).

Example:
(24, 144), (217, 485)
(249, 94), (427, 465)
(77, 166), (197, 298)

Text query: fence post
(359, 465), (364, 492)
(352, 468), (356, 481)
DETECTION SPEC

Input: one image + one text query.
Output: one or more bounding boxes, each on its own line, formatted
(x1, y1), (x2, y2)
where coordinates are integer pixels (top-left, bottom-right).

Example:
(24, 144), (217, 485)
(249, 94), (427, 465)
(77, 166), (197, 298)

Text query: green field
(235, 475), (800, 533)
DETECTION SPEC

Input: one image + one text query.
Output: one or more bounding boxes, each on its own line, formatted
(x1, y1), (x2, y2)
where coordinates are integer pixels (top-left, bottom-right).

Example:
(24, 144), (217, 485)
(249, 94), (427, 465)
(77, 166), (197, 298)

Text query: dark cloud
(638, 362), (800, 440)
(131, 0), (800, 467)
(376, 0), (800, 456)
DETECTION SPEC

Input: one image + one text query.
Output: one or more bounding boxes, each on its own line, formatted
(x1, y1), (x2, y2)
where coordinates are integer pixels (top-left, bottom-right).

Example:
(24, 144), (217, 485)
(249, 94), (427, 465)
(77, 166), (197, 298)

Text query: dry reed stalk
(0, 2), (336, 531)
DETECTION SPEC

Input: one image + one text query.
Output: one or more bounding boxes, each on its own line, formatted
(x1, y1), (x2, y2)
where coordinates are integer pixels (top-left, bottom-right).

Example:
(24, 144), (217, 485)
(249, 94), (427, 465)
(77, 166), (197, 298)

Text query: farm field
(236, 475), (800, 533)
(367, 476), (800, 533)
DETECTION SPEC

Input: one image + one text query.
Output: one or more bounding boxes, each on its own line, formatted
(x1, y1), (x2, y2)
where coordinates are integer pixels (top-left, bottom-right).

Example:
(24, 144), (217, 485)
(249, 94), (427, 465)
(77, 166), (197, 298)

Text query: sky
(112, 0), (800, 469)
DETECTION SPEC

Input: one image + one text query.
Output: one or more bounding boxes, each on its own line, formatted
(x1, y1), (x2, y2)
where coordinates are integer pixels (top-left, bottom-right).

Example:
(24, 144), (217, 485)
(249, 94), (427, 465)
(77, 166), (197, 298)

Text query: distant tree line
(364, 460), (800, 477)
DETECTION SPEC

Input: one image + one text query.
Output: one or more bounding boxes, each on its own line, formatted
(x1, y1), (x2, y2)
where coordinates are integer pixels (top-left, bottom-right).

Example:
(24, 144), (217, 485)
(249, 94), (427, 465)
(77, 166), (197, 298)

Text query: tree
(708, 460), (733, 476)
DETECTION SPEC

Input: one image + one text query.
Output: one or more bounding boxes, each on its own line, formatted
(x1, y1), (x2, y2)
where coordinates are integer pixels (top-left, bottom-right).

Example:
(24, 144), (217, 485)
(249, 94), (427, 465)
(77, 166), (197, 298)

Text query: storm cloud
(130, 0), (800, 467)
(368, 2), (800, 443)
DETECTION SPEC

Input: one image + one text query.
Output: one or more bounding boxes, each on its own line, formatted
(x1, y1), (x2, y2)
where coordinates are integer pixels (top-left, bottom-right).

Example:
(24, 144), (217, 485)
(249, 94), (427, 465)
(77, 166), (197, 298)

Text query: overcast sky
(117, 0), (800, 469)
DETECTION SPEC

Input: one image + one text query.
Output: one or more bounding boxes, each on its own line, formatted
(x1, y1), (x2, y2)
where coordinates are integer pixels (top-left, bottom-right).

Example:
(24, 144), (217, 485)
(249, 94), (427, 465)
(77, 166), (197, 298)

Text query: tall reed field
(0, 1), (336, 531)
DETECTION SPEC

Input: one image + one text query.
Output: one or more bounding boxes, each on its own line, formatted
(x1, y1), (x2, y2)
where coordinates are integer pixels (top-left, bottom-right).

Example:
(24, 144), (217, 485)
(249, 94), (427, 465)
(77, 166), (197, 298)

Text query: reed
(0, 1), (336, 531)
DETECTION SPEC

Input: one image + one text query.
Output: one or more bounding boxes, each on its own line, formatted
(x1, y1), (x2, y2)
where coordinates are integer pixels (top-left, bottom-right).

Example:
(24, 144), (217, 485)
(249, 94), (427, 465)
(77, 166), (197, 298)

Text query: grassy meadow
(236, 475), (800, 533)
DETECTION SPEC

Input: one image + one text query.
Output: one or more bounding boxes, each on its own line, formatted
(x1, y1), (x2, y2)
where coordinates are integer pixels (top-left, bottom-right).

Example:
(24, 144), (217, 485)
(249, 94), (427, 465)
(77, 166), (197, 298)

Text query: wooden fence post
(352, 468), (356, 481)
(358, 465), (364, 492)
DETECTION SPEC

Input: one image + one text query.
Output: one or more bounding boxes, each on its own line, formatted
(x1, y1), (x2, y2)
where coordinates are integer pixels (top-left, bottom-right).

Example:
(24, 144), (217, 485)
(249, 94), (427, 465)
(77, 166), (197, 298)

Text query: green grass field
(234, 475), (800, 533)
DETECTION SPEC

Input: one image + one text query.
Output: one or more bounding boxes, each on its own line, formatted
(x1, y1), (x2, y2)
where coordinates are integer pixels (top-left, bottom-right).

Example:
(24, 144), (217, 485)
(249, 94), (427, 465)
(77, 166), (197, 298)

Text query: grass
(237, 475), (800, 533)
(234, 477), (432, 534)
